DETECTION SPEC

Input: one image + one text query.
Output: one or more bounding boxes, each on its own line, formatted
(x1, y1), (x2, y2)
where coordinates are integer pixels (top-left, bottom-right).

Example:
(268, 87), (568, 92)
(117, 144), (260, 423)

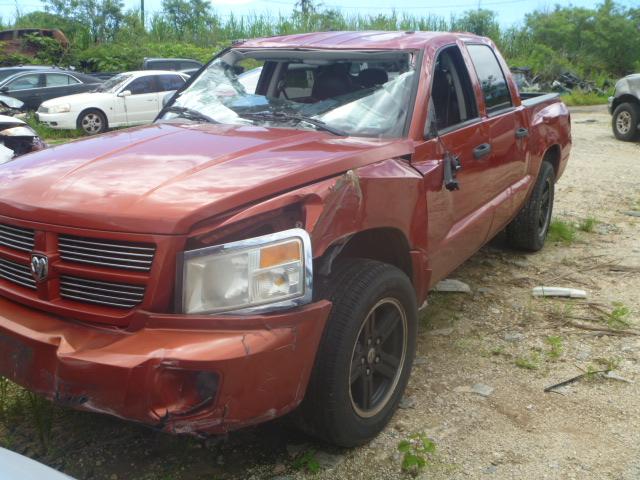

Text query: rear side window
(46, 73), (79, 86)
(467, 44), (512, 114)
(157, 74), (185, 91)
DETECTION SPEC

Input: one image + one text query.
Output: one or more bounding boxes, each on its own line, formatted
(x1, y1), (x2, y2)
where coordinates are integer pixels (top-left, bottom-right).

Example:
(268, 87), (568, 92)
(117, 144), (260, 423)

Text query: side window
(157, 74), (185, 91)
(179, 61), (201, 70)
(281, 65), (315, 100)
(427, 46), (478, 133)
(7, 74), (41, 91)
(127, 76), (158, 95)
(466, 44), (513, 114)
(46, 73), (79, 87)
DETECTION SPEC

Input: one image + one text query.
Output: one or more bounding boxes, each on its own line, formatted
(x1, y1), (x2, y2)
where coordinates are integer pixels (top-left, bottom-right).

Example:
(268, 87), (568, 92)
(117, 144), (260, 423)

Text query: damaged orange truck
(0, 31), (571, 447)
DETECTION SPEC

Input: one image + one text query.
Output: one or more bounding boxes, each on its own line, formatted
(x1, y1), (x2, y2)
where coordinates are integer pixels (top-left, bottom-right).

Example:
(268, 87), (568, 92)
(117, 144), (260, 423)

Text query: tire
(297, 258), (417, 447)
(612, 102), (640, 142)
(506, 160), (555, 252)
(77, 109), (107, 135)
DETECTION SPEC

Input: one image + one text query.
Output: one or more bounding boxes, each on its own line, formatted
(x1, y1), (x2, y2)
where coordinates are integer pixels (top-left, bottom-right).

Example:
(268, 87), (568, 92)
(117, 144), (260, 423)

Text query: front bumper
(35, 112), (77, 130)
(0, 297), (330, 435)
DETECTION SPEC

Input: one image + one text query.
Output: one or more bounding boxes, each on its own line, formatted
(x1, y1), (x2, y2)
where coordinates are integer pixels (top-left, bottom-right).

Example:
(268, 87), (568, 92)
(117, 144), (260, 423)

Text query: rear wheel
(297, 259), (417, 447)
(77, 109), (107, 135)
(506, 160), (555, 252)
(612, 102), (640, 141)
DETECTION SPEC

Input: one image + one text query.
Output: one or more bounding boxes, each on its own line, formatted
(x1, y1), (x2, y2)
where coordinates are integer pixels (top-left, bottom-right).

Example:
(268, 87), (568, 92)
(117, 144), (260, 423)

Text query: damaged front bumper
(0, 297), (330, 435)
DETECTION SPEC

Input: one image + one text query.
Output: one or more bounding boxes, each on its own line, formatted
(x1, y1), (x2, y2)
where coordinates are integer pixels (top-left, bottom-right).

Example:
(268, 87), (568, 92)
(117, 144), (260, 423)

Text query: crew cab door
(411, 44), (495, 282)
(464, 43), (528, 235)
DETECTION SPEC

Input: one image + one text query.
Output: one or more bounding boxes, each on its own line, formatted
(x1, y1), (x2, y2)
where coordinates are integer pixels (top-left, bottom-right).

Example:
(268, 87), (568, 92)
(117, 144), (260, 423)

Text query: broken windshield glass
(159, 50), (417, 138)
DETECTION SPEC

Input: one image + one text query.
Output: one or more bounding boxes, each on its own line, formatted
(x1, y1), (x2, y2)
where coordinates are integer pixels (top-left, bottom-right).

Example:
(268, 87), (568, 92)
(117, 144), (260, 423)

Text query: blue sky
(1, 0), (638, 26)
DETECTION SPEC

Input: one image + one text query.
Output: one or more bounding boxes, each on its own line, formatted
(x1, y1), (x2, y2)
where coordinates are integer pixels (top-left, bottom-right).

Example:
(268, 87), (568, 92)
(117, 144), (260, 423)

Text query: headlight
(179, 228), (312, 314)
(46, 103), (71, 114)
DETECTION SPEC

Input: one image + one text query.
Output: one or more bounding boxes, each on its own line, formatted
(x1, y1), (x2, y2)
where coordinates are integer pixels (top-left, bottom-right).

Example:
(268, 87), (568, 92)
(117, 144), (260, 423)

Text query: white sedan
(36, 70), (189, 135)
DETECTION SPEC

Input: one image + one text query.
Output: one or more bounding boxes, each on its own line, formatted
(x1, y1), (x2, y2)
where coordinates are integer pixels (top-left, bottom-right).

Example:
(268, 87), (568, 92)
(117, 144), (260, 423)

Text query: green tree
(43, 0), (125, 44)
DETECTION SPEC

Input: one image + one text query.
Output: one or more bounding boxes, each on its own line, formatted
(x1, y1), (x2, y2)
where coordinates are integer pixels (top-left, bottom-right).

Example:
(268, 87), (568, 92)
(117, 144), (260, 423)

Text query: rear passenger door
(157, 74), (186, 112)
(42, 73), (82, 103)
(121, 75), (160, 124)
(465, 43), (528, 235)
(411, 45), (495, 282)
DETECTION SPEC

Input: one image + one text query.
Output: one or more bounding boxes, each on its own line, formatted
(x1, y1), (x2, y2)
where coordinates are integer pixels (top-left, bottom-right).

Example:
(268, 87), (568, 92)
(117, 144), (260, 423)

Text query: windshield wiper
(164, 106), (219, 124)
(239, 111), (347, 136)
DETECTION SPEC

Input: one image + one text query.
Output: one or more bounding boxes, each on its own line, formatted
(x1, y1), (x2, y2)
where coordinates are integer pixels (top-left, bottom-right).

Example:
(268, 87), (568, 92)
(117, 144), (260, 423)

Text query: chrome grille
(58, 235), (155, 272)
(0, 258), (36, 290)
(60, 276), (146, 308)
(0, 223), (35, 253)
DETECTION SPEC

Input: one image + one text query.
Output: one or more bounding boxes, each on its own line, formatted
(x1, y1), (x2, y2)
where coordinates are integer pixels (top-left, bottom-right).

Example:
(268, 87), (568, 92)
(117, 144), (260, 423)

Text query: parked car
(608, 73), (640, 141)
(0, 93), (25, 114)
(0, 113), (46, 163)
(37, 70), (189, 135)
(0, 31), (570, 447)
(0, 65), (50, 83)
(142, 57), (203, 71)
(0, 69), (101, 110)
(0, 447), (75, 479)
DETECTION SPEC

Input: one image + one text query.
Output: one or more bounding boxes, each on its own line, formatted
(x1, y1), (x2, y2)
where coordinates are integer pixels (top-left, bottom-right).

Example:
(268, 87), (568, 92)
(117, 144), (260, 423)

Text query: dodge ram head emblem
(30, 254), (49, 282)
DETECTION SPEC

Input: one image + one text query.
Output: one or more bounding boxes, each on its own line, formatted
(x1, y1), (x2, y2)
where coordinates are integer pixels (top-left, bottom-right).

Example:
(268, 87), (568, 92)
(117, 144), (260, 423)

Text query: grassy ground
(560, 91), (610, 106)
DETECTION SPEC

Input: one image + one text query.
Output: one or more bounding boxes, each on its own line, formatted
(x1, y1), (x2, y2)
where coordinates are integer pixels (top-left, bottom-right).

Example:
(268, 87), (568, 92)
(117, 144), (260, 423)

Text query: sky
(1, 0), (639, 26)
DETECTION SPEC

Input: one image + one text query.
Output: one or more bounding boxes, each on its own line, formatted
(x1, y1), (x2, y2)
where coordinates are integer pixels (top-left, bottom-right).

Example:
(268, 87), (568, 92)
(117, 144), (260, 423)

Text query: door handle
(473, 143), (492, 159)
(516, 127), (529, 139)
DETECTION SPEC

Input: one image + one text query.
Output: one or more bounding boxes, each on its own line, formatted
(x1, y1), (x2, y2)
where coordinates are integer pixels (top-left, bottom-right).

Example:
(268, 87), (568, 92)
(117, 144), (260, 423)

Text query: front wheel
(612, 102), (640, 142)
(506, 160), (555, 252)
(77, 109), (107, 135)
(297, 259), (417, 447)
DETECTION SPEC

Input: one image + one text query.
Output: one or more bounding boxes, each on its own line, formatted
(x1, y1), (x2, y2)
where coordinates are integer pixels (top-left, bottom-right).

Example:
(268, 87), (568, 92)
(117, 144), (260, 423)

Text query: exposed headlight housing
(178, 228), (312, 314)
(45, 103), (71, 114)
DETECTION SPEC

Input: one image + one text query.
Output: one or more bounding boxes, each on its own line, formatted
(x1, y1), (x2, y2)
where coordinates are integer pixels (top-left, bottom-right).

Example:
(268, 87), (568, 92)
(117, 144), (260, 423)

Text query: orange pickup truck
(0, 31), (571, 446)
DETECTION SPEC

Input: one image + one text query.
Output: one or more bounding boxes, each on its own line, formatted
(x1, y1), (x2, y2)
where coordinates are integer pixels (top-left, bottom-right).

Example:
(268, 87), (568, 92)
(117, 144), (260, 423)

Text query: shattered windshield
(159, 49), (418, 138)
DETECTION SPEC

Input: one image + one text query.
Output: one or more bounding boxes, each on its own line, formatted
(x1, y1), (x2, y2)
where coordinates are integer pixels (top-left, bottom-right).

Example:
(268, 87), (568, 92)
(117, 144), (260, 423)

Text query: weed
(398, 433), (436, 476)
(515, 352), (540, 370)
(605, 302), (631, 330)
(547, 219), (577, 244)
(594, 357), (621, 372)
(292, 449), (320, 474)
(560, 91), (610, 107)
(25, 392), (55, 453)
(578, 217), (598, 233)
(24, 114), (84, 141)
(545, 336), (563, 359)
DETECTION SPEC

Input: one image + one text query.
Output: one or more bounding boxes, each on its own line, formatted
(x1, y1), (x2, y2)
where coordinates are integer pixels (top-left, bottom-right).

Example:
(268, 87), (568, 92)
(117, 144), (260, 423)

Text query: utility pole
(141, 0), (145, 29)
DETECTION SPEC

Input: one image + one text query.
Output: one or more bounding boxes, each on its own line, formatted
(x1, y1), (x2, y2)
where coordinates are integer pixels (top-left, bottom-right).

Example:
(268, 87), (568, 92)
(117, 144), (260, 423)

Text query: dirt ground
(1, 105), (639, 480)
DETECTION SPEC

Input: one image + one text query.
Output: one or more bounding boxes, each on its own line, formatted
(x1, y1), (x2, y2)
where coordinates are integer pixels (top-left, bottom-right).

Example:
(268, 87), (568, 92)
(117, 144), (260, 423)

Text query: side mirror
(118, 90), (131, 98)
(162, 92), (173, 107)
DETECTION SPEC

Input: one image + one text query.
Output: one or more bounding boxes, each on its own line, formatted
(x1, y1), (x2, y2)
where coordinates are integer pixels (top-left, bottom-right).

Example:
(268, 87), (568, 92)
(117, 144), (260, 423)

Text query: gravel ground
(1, 105), (639, 480)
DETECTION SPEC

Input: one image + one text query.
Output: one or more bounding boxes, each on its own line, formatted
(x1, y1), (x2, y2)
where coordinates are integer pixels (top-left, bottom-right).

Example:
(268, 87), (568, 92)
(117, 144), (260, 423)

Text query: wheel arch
(542, 143), (561, 179)
(316, 227), (413, 281)
(611, 94), (640, 112)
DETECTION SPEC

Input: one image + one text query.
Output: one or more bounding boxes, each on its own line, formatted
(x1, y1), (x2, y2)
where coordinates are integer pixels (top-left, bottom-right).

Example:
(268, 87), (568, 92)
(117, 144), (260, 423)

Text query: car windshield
(95, 73), (132, 93)
(159, 49), (418, 138)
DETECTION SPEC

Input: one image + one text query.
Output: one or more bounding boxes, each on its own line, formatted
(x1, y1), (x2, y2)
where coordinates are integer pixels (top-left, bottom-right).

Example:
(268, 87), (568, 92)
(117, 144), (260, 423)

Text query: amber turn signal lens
(260, 240), (301, 269)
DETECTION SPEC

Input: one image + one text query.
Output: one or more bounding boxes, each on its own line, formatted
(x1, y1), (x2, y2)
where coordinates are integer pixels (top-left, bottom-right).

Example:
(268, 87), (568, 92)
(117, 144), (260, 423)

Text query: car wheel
(77, 109), (107, 135)
(612, 102), (640, 141)
(297, 258), (417, 447)
(506, 160), (555, 252)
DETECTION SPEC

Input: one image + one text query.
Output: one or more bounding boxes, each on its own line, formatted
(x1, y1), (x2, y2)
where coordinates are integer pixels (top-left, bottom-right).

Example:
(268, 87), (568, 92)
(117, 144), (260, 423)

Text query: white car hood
(41, 91), (114, 108)
(0, 448), (75, 479)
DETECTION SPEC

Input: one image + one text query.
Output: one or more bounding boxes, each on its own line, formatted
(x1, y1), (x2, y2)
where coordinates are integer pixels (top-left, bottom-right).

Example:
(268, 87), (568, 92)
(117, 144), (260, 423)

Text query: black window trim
(465, 42), (514, 117)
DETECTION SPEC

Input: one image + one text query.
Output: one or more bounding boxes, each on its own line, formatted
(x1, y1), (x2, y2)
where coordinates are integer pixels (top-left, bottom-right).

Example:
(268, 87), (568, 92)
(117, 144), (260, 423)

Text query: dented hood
(0, 122), (413, 234)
